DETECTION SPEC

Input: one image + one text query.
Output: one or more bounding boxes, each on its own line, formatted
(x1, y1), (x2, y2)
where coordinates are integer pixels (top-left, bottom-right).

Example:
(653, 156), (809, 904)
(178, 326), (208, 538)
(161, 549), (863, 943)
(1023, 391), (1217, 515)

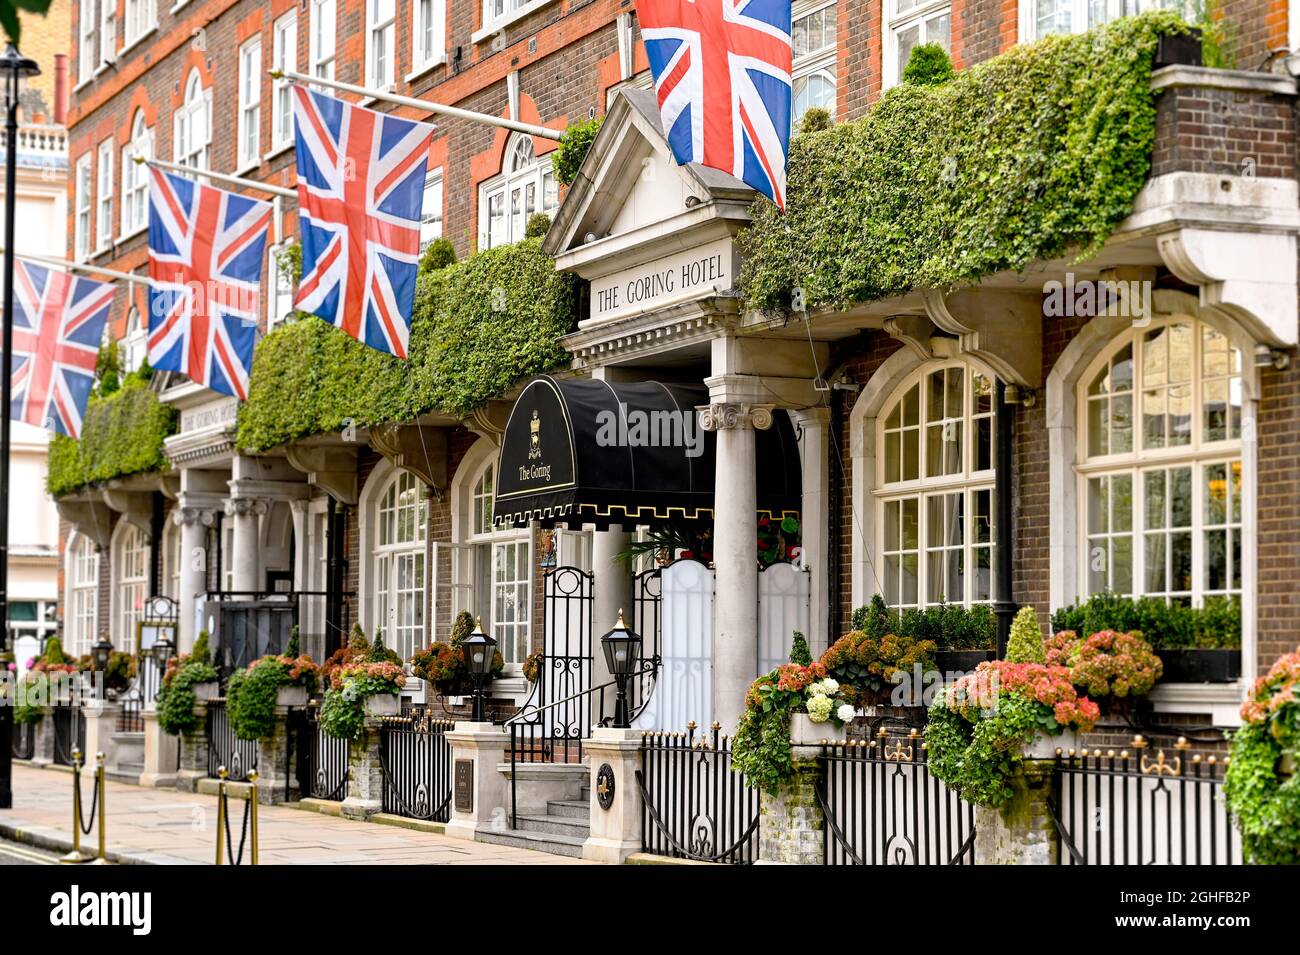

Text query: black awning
(492, 375), (801, 529)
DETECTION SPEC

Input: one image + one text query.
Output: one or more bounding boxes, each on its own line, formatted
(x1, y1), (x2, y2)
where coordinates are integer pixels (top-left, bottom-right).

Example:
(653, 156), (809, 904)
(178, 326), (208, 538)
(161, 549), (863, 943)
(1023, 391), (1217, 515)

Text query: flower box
(934, 650), (995, 676)
(1023, 728), (1077, 760)
(790, 712), (846, 747)
(192, 681), (220, 702)
(1157, 649), (1240, 684)
(275, 686), (309, 708)
(363, 693), (400, 717)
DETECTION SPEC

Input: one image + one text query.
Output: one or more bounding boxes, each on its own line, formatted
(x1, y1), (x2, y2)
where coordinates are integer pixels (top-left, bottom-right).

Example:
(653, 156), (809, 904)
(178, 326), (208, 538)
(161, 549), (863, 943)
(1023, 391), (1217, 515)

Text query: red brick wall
(1151, 79), (1296, 180)
(1256, 360), (1300, 671)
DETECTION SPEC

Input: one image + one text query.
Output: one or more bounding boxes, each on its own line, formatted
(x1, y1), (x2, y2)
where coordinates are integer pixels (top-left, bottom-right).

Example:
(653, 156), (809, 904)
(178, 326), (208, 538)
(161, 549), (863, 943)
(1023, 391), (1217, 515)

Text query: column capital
(697, 402), (775, 432)
(224, 497), (269, 518)
(173, 506), (219, 528)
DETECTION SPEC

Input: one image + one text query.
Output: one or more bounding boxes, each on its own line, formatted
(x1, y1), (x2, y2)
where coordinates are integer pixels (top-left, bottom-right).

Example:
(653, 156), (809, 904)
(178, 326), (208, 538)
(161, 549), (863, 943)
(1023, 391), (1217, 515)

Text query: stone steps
(547, 798), (589, 819)
(475, 826), (588, 858)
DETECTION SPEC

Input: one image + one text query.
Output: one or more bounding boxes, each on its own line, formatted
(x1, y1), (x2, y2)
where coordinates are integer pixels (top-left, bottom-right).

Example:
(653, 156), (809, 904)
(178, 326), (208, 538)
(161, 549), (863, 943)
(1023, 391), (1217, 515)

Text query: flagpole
(270, 69), (564, 142)
(136, 156), (297, 198)
(0, 248), (149, 286)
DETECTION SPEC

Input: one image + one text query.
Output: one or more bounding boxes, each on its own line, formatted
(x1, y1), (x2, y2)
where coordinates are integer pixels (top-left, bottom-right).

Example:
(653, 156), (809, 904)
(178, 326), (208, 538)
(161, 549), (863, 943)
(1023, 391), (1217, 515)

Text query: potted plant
(226, 645), (320, 742)
(319, 661), (407, 740)
(731, 659), (857, 795)
(410, 610), (503, 699)
(1045, 628), (1162, 716)
(1224, 646), (1300, 864)
(155, 633), (221, 736)
(819, 627), (937, 709)
(925, 607), (1100, 807)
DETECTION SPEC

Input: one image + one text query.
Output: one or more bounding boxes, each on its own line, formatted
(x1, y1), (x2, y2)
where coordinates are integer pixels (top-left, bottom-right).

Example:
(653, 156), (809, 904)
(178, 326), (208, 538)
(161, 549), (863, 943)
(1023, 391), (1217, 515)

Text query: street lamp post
(0, 44), (41, 811)
(600, 610), (642, 730)
(462, 617), (497, 723)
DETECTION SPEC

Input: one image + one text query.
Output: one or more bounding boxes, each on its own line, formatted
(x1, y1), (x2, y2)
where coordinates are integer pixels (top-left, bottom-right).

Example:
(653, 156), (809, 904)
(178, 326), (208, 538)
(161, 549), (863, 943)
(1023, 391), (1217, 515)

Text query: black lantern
(600, 610), (642, 729)
(462, 617), (496, 722)
(91, 637), (114, 673)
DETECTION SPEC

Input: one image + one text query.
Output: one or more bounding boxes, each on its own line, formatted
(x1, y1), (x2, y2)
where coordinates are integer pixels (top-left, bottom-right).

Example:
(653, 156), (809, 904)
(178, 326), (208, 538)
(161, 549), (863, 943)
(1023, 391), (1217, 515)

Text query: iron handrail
(499, 659), (660, 728)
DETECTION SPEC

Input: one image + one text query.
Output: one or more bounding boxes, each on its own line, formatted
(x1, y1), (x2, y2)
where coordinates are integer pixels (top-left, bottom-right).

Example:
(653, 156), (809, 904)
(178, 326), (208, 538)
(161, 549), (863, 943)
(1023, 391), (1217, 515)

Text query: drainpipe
(149, 492), (165, 596)
(994, 381), (1016, 657)
(53, 54), (67, 125)
(827, 387), (844, 639)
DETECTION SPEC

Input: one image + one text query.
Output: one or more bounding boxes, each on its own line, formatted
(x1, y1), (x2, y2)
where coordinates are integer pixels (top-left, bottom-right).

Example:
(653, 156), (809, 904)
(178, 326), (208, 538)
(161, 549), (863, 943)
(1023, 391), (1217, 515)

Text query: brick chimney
(53, 53), (68, 125)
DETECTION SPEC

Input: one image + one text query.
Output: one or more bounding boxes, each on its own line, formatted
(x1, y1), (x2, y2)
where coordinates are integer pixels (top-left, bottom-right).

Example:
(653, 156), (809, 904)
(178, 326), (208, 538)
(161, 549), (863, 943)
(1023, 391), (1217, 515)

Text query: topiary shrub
(1050, 592), (1240, 649)
(1005, 606), (1046, 664)
(849, 595), (995, 650)
(902, 42), (954, 86)
(1224, 647), (1300, 864)
(798, 106), (832, 135)
(789, 631), (812, 666)
(366, 629), (403, 666)
(524, 212), (551, 239)
(552, 116), (602, 186)
(418, 237), (457, 274)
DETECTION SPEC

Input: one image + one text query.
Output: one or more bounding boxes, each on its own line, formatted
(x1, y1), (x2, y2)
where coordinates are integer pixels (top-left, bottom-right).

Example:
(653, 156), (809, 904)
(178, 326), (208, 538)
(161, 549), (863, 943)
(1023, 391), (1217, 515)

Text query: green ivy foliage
(925, 692), (1040, 808)
(1224, 721), (1300, 864)
(737, 12), (1189, 314)
(552, 116), (602, 187)
(156, 658), (220, 736)
(47, 377), (177, 497)
(237, 239), (576, 452)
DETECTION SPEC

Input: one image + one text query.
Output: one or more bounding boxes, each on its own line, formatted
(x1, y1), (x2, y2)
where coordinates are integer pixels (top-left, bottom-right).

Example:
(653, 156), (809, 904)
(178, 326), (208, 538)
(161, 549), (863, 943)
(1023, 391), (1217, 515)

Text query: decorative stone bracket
(285, 444), (359, 505)
(369, 423), (448, 492)
(923, 288), (1045, 389)
(101, 489), (155, 536)
(55, 498), (115, 550)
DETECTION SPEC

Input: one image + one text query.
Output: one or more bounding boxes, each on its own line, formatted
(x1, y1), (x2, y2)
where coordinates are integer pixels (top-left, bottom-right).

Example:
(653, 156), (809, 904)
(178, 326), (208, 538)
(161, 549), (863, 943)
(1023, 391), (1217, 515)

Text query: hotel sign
(180, 396), (239, 434)
(588, 237), (734, 325)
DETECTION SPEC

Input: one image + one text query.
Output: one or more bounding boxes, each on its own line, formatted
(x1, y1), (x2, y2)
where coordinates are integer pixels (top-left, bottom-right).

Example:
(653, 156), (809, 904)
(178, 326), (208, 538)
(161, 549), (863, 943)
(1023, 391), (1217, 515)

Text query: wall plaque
(454, 759), (474, 813)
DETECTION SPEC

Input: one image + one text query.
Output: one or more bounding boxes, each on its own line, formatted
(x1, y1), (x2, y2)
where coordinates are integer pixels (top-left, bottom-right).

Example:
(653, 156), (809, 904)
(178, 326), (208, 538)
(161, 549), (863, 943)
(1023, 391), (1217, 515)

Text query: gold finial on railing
(686, 720), (697, 732)
(1140, 748), (1181, 777)
(1131, 734), (1148, 750)
(883, 737), (914, 762)
(1175, 736), (1191, 751)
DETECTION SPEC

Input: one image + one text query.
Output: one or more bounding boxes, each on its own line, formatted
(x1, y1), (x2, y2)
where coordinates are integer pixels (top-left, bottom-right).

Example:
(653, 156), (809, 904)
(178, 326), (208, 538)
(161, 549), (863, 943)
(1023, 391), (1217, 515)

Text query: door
(634, 559), (714, 731)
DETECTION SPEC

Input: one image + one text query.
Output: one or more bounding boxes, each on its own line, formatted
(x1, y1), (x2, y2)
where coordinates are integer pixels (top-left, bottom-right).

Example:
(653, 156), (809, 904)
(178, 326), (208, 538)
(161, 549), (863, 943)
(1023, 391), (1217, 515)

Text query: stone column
(253, 709), (300, 805)
(340, 718), (383, 821)
(758, 734), (829, 864)
(590, 524), (632, 726)
(700, 400), (772, 730)
(82, 700), (121, 776)
(174, 504), (216, 654)
(139, 709), (179, 788)
(444, 721), (511, 841)
(175, 701), (211, 793)
(789, 407), (831, 655)
(29, 707), (56, 767)
(973, 759), (1058, 865)
(225, 497), (267, 594)
(582, 727), (641, 863)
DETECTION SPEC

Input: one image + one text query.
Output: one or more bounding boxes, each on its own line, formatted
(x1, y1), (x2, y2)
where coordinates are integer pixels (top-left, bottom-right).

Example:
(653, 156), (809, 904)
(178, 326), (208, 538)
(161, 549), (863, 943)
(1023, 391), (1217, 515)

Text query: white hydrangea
(806, 694), (833, 723)
(836, 703), (856, 723)
(820, 677), (840, 694)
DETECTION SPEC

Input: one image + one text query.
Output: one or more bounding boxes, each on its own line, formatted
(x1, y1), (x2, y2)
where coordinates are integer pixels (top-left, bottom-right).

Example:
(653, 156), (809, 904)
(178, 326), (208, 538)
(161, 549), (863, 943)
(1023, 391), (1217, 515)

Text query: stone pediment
(545, 89), (757, 307)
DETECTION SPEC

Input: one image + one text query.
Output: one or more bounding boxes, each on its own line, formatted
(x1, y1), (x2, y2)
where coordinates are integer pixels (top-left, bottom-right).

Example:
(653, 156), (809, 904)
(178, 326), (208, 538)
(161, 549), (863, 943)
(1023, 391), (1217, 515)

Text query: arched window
(479, 132), (559, 250)
(121, 110), (152, 236)
(876, 361), (996, 608)
(174, 70), (211, 170)
(122, 306), (147, 372)
(113, 522), (149, 651)
(457, 449), (531, 665)
(1077, 317), (1242, 604)
(792, 0), (837, 124)
(66, 534), (99, 656)
(371, 469), (427, 661)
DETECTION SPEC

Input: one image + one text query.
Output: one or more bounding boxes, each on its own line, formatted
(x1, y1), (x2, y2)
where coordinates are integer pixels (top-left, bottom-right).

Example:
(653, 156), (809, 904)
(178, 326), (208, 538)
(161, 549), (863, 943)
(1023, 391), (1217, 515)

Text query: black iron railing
(817, 730), (976, 865)
(206, 700), (258, 782)
(1050, 739), (1241, 865)
(299, 703), (349, 801)
(379, 711), (455, 821)
(637, 722), (760, 864)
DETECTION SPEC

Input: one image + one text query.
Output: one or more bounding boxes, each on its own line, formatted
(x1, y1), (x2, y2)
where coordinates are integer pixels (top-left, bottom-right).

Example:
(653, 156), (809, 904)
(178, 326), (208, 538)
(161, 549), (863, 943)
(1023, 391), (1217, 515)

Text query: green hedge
(47, 377), (177, 497)
(737, 12), (1188, 313)
(237, 239), (577, 452)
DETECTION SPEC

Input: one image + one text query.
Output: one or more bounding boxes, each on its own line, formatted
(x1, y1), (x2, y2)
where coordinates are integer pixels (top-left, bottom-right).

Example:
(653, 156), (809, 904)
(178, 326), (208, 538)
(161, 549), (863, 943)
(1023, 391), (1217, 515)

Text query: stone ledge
(624, 851), (716, 865)
(1151, 64), (1297, 96)
(370, 813), (446, 835)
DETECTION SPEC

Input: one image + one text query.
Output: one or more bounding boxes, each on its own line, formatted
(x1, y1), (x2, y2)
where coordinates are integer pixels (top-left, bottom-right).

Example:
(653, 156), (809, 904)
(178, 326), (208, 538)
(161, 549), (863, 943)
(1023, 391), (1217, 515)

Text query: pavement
(0, 764), (596, 866)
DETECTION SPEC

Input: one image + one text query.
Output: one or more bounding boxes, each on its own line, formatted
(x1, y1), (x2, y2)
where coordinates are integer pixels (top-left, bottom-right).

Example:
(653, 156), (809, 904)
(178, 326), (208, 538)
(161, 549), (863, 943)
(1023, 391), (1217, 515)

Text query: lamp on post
(0, 43), (41, 812)
(462, 617), (496, 722)
(91, 637), (113, 674)
(601, 610), (642, 729)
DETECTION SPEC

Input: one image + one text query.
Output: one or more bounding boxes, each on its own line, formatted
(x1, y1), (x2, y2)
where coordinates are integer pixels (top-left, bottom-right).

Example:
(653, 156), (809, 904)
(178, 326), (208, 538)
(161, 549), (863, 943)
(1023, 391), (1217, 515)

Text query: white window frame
(310, 0), (337, 81)
(363, 465), (429, 663)
(874, 360), (997, 609)
(175, 71), (212, 170)
(66, 533), (100, 657)
(78, 0), (97, 83)
(272, 12), (298, 151)
(162, 513), (182, 601)
(460, 453), (532, 665)
(267, 244), (295, 329)
(1018, 0), (1181, 43)
(791, 0), (837, 125)
(95, 139), (114, 251)
(477, 133), (558, 250)
(112, 521), (150, 653)
(366, 0), (397, 90)
(122, 305), (147, 372)
(238, 37), (263, 172)
(75, 153), (92, 261)
(1075, 316), (1244, 608)
(124, 0), (157, 49)
(100, 0), (116, 67)
(884, 0), (952, 89)
(420, 169), (444, 250)
(410, 0), (447, 77)
(120, 111), (151, 239)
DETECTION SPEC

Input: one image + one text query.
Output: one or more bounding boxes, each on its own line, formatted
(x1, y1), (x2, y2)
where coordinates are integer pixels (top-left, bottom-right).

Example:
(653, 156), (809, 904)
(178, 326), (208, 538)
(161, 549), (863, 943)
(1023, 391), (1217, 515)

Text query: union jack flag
(638, 0), (792, 208)
(147, 168), (269, 400)
(7, 257), (115, 439)
(291, 85), (434, 359)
